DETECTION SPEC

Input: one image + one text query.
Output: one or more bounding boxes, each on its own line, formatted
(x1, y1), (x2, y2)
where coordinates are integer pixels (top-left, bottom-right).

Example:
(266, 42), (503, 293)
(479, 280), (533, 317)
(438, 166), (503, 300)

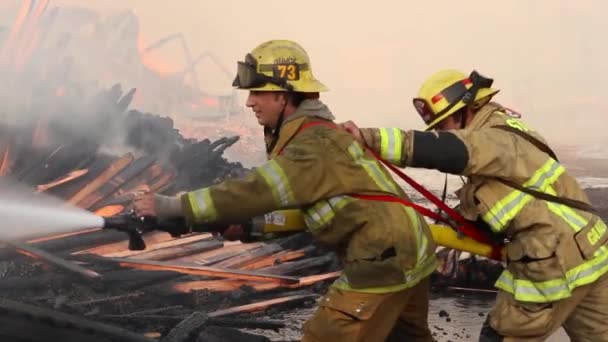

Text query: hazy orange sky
(5, 0), (608, 145)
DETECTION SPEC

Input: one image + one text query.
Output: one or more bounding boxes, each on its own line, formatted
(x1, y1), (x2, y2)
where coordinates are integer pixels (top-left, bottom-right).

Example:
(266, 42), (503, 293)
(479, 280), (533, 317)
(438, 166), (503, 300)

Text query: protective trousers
(481, 272), (608, 341)
(301, 277), (434, 342)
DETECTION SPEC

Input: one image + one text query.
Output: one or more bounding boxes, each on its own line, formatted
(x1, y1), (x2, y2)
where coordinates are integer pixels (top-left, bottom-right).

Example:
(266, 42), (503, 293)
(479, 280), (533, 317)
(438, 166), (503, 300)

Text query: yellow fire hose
(428, 224), (500, 259)
(259, 210), (502, 259)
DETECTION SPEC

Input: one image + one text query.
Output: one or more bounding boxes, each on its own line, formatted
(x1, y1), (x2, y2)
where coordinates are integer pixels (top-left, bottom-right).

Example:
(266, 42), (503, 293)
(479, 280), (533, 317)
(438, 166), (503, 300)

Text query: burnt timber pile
(1, 1), (607, 342)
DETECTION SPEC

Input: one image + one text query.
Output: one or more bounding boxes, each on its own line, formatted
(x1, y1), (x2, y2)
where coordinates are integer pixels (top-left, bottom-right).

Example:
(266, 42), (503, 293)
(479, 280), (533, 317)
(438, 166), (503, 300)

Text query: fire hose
(103, 122), (505, 260)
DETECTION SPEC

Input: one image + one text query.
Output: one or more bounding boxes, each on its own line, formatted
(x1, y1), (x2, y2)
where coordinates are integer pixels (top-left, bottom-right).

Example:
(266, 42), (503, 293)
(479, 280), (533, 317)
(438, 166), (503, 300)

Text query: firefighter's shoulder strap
(492, 124), (559, 161)
(492, 124), (599, 216)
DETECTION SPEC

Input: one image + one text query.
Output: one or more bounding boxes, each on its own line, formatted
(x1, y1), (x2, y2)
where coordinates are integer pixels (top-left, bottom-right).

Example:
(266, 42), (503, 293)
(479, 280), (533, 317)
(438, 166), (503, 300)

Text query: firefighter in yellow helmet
(341, 69), (608, 341)
(133, 40), (438, 341)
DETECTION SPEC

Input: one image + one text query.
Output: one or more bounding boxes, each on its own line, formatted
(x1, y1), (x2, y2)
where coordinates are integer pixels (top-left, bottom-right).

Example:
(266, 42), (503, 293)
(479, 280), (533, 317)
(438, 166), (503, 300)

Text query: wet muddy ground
(243, 290), (570, 341)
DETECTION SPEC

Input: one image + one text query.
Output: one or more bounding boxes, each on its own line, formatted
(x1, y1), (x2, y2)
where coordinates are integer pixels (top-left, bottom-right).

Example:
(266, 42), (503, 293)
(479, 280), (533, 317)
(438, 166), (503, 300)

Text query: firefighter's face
(246, 91), (286, 128)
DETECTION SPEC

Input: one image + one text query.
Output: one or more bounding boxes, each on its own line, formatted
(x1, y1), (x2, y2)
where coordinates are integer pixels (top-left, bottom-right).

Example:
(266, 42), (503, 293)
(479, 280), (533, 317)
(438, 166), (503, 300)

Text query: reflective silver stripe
(413, 210), (428, 262)
(379, 128), (402, 163)
(257, 160), (295, 206)
(496, 246), (608, 302)
(347, 142), (398, 194)
(332, 253), (438, 293)
(187, 188), (218, 222)
(483, 159), (564, 232)
(305, 196), (354, 232)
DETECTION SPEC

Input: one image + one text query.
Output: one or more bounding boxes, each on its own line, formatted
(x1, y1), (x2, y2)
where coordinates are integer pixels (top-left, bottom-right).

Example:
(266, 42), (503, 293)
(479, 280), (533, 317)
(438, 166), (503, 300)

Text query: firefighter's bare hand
(133, 192), (157, 217)
(220, 224), (244, 241)
(338, 120), (364, 145)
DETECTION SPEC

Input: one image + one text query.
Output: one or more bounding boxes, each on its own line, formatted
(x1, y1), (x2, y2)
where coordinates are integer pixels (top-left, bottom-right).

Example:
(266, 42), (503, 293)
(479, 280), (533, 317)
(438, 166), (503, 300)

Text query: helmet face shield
(232, 54), (270, 89)
(232, 53), (294, 91)
(413, 98), (436, 125)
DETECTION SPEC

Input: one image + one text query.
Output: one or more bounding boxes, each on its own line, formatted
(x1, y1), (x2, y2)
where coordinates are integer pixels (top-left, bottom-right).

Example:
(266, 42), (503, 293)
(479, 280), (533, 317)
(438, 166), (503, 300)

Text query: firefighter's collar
(282, 99), (334, 127)
(466, 102), (503, 130)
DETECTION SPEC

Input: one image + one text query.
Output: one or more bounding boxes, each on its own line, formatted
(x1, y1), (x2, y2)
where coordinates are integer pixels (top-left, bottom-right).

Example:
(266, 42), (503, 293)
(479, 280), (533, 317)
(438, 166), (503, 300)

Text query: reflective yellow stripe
(545, 186), (607, 258)
(483, 159), (565, 232)
(187, 188), (218, 222)
(332, 254), (437, 294)
(304, 195), (354, 232)
(496, 246), (608, 303)
(257, 160), (295, 206)
(379, 128), (403, 164)
(347, 142), (398, 194)
(545, 185), (588, 232)
(404, 206), (428, 263)
(495, 186), (608, 302)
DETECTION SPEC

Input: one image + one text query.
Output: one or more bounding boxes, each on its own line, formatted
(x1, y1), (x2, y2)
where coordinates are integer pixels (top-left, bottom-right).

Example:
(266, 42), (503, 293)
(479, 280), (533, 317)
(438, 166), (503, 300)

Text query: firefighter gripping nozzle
(102, 211), (190, 250)
(102, 210), (156, 251)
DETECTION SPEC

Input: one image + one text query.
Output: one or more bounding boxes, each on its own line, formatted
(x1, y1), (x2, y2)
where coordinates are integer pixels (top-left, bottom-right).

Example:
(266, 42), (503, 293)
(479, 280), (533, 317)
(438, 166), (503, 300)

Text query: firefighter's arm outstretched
(136, 130), (338, 228)
(352, 124), (534, 183)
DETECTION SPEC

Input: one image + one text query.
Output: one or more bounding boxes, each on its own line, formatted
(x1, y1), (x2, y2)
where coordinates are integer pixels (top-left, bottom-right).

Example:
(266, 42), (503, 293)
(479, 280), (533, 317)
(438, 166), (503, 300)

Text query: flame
(137, 32), (180, 76)
(0, 145), (11, 176)
(94, 204), (125, 217)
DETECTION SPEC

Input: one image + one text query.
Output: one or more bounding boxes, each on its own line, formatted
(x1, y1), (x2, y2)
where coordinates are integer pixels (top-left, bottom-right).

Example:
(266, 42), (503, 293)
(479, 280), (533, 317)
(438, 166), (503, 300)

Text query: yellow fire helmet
(232, 39), (328, 93)
(413, 69), (499, 130)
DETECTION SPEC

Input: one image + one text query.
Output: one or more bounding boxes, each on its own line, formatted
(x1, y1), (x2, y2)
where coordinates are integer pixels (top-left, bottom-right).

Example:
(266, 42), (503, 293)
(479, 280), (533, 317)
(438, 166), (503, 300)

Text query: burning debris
(1, 1), (606, 342)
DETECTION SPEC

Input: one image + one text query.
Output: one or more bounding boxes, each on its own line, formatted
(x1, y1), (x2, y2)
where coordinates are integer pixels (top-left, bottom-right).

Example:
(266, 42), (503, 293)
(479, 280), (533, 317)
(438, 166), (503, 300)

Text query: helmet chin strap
(264, 93), (290, 154)
(460, 109), (468, 129)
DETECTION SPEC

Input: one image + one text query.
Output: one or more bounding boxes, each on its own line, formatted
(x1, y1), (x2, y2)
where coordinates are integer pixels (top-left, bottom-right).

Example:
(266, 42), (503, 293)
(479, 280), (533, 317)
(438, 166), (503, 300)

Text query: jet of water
(0, 179), (104, 241)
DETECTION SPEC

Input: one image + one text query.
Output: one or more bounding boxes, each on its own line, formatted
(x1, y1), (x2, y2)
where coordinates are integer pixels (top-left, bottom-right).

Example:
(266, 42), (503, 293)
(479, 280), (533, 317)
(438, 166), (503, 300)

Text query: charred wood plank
(102, 305), (183, 318)
(259, 253), (334, 275)
(69, 291), (145, 307)
(37, 169), (88, 192)
(8, 242), (101, 279)
(46, 155), (114, 199)
(160, 311), (208, 342)
(128, 238), (223, 261)
(192, 242), (262, 265)
(14, 145), (62, 183)
(149, 170), (176, 192)
(240, 246), (314, 270)
(0, 229), (127, 260)
(91, 164), (163, 211)
(0, 297), (156, 342)
(77, 155), (156, 209)
(69, 153), (134, 206)
(169, 270), (341, 294)
(103, 233), (212, 258)
(205, 317), (284, 330)
(115, 164), (164, 195)
(207, 293), (318, 317)
(26, 227), (101, 244)
(30, 229), (126, 254)
(20, 142), (97, 185)
(100, 269), (185, 291)
(161, 293), (308, 342)
(72, 231), (172, 256)
(110, 258), (299, 284)
(212, 243), (283, 269)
